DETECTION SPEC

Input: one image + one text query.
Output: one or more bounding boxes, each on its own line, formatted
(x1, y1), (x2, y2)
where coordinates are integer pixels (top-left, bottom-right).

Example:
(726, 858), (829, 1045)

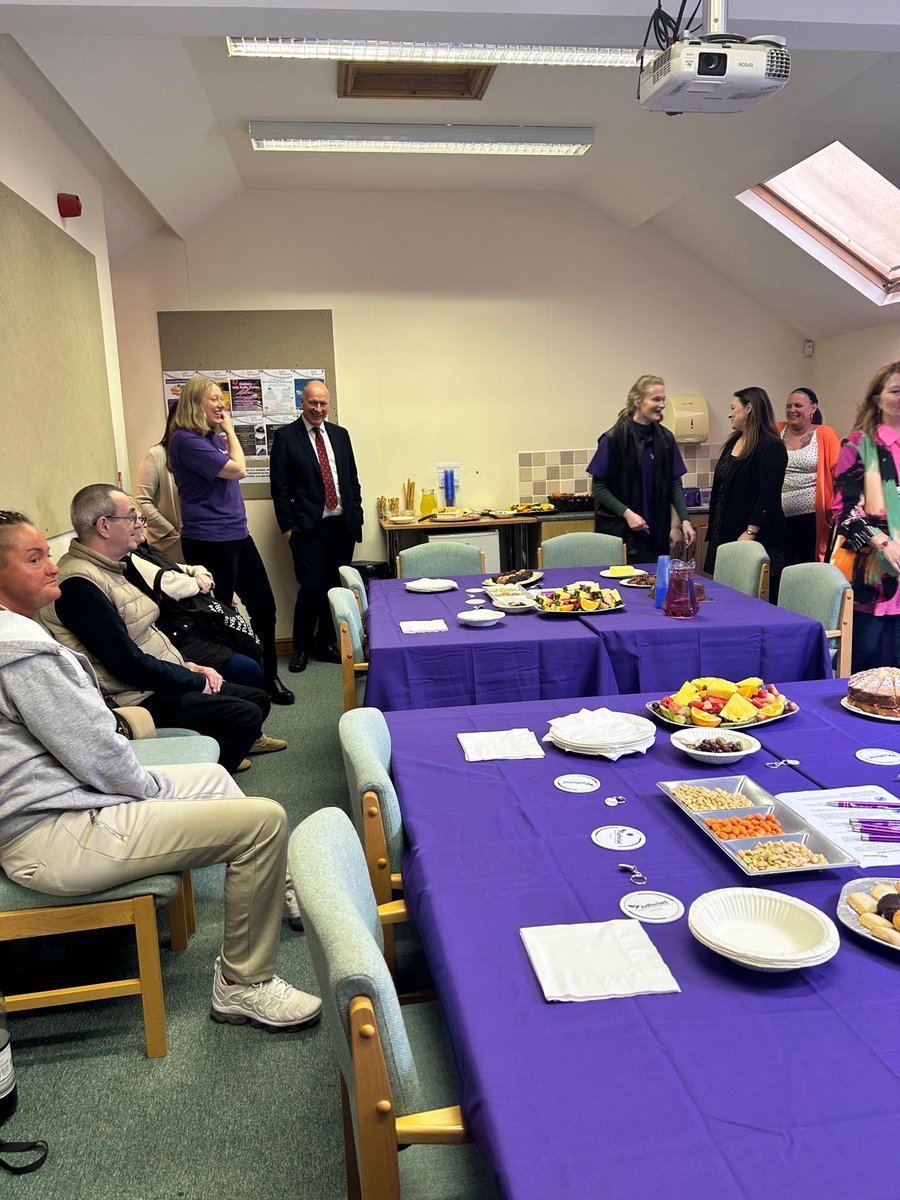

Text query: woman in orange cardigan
(778, 387), (841, 563)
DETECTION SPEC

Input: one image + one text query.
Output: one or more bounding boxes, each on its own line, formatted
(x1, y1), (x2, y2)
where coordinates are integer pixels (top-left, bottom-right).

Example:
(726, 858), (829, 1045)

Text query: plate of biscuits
(838, 877), (900, 952)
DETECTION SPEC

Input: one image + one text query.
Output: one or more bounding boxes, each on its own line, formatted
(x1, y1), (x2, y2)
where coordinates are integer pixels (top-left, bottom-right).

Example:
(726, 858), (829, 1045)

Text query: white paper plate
(388, 515), (417, 525)
(840, 697), (900, 723)
(689, 887), (839, 966)
(836, 877), (900, 954)
(405, 578), (458, 593)
(670, 729), (761, 765)
(456, 609), (506, 628)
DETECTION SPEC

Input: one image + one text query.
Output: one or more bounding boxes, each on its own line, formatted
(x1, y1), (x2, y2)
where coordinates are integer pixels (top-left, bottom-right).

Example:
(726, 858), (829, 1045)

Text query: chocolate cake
(848, 666), (900, 717)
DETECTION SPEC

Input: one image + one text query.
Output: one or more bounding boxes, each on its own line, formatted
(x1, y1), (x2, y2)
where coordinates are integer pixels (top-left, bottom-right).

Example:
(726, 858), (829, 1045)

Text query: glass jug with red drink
(662, 559), (700, 619)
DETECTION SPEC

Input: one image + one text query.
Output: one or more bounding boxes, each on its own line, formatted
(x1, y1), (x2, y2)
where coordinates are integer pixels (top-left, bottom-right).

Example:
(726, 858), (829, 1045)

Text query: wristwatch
(745, 528), (757, 537)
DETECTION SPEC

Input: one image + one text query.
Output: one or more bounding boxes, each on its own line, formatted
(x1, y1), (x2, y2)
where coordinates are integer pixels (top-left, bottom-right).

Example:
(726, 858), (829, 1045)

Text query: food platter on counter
(429, 507), (480, 523)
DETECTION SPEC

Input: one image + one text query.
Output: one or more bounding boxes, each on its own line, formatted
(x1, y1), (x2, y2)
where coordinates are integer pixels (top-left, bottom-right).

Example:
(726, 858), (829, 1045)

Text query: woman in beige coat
(135, 407), (183, 562)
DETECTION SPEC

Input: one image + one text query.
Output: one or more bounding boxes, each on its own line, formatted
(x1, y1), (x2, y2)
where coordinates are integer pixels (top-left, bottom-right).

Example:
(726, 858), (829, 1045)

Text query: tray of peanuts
(656, 775), (858, 876)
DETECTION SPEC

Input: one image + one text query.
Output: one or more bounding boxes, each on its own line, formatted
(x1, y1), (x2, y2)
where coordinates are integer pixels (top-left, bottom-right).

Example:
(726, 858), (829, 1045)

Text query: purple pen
(827, 800), (900, 809)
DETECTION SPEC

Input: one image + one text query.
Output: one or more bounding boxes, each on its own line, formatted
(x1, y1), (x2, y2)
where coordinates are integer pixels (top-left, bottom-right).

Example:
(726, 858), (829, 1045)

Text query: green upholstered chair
(288, 808), (500, 1200)
(396, 542), (484, 579)
(329, 586), (368, 712)
(131, 732), (219, 768)
(0, 869), (195, 1058)
(537, 531), (626, 569)
(777, 562), (854, 678)
(712, 541), (770, 600)
(339, 565), (369, 623)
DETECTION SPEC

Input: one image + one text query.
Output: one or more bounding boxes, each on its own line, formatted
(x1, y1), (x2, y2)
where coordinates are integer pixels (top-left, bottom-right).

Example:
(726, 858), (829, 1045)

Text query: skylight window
(737, 142), (900, 306)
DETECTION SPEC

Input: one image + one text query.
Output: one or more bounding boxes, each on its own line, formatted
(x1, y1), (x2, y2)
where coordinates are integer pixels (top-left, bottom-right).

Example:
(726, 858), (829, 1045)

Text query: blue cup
(443, 468), (456, 507)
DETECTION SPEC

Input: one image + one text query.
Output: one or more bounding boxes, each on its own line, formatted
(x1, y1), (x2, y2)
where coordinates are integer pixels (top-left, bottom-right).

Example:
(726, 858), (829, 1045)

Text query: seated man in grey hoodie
(0, 510), (319, 1033)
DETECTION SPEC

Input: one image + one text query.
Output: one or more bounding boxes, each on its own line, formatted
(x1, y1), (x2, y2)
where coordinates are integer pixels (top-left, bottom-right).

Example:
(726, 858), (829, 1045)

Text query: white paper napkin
(399, 620), (449, 634)
(520, 919), (680, 1002)
(457, 729), (545, 762)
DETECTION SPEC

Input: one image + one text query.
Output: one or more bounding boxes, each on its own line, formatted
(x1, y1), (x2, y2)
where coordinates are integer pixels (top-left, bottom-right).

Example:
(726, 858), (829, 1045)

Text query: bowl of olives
(669, 728), (761, 765)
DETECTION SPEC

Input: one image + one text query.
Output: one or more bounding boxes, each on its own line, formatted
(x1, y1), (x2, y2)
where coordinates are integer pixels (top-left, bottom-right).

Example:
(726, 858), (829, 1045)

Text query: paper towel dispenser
(667, 394), (708, 444)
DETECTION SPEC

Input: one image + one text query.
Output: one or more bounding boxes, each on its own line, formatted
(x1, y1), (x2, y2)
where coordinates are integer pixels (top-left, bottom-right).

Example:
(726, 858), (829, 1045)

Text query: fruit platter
(535, 582), (624, 615)
(648, 677), (798, 728)
(429, 507), (480, 522)
(509, 502), (556, 513)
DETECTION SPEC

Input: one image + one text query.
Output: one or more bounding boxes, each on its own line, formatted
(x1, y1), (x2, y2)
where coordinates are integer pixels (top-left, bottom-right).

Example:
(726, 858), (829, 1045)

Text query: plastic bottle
(654, 555), (670, 609)
(0, 992), (17, 1125)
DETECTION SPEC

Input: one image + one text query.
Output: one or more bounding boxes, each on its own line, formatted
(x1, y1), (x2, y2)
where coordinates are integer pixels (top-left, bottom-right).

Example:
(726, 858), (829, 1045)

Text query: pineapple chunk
(706, 678), (737, 700)
(671, 682), (701, 707)
(720, 692), (758, 722)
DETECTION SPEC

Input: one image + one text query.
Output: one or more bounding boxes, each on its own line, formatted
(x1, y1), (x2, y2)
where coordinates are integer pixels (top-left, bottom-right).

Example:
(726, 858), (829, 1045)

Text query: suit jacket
(704, 432), (787, 572)
(270, 418), (364, 542)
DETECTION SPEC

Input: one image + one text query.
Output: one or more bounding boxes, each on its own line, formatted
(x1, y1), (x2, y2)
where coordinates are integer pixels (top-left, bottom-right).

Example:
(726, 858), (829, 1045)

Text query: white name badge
(619, 891), (684, 923)
(856, 748), (900, 766)
(554, 774), (601, 793)
(591, 825), (646, 850)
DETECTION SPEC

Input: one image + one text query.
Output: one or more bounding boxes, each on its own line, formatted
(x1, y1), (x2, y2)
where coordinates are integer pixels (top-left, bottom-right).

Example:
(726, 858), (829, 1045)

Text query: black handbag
(157, 589), (262, 661)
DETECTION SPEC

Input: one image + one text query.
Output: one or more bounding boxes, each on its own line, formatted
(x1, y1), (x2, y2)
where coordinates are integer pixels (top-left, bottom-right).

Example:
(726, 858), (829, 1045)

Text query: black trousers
(139, 681), (270, 775)
(181, 535), (278, 685)
(289, 515), (355, 653)
(784, 512), (818, 567)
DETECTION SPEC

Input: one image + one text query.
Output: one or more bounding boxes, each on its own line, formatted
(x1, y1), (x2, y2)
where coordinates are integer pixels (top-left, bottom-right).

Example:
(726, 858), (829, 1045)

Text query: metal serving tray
(657, 775), (858, 876)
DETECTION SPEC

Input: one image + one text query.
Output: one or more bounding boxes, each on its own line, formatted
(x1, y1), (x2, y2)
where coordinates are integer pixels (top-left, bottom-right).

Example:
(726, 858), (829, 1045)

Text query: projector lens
(697, 52), (727, 76)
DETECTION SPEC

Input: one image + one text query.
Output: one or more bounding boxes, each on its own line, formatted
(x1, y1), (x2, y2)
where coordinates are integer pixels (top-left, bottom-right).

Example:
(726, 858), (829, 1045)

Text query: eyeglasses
(101, 510), (146, 526)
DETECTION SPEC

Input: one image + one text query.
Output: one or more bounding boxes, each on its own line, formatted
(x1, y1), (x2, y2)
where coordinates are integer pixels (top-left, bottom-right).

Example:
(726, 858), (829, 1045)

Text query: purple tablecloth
(386, 680), (900, 1200)
(364, 568), (831, 710)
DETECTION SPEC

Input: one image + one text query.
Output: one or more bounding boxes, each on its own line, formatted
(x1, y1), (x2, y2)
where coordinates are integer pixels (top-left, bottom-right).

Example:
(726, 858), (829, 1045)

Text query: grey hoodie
(0, 610), (174, 846)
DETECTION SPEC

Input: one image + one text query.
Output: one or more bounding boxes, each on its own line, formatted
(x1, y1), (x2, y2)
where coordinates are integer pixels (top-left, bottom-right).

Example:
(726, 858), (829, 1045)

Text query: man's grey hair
(70, 483), (121, 540)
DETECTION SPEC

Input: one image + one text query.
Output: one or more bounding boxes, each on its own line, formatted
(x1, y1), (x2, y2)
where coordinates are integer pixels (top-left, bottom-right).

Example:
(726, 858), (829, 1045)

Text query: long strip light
(228, 36), (642, 68)
(249, 122), (593, 156)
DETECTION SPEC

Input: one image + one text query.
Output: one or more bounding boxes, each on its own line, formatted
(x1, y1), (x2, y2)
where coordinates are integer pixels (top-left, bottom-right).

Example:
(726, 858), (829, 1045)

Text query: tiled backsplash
(517, 441), (727, 504)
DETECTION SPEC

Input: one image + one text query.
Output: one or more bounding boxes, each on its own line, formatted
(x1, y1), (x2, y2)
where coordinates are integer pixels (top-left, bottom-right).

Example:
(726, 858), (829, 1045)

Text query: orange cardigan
(777, 422), (842, 560)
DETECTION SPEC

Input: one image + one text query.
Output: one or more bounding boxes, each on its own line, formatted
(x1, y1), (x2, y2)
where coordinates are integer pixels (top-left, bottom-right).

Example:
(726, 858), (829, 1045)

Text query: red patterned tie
(313, 427), (339, 510)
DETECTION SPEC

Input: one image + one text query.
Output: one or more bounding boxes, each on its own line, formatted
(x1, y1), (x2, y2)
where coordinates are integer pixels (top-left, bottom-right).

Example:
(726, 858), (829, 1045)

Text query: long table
(364, 568), (831, 710)
(386, 679), (900, 1200)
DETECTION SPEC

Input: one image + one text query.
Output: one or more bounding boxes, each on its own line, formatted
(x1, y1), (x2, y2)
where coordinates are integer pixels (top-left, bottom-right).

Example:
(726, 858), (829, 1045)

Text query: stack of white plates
(405, 578), (458, 593)
(546, 709), (656, 759)
(688, 887), (840, 972)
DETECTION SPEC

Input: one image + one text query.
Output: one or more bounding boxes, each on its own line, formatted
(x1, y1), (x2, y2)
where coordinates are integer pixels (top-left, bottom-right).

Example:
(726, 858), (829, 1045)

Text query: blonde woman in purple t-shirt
(168, 376), (293, 705)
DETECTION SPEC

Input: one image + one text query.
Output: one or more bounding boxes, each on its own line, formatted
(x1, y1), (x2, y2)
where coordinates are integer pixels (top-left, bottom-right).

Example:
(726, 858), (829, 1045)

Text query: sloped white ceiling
(3, 0), (900, 336)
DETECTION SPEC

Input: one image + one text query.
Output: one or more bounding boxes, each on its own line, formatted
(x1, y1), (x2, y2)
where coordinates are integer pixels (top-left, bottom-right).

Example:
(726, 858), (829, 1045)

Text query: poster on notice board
(163, 368), (326, 484)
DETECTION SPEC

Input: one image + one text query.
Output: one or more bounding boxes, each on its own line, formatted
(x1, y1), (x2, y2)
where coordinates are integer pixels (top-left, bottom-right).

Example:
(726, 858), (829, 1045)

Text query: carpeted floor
(2, 658), (354, 1199)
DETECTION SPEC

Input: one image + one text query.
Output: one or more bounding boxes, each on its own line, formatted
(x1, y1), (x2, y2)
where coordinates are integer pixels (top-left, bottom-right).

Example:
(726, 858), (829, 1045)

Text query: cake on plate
(848, 666), (900, 717)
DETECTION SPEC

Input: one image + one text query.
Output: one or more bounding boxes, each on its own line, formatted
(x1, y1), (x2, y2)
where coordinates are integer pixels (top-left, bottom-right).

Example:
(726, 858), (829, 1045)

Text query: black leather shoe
(315, 643), (342, 665)
(267, 676), (295, 704)
(288, 652), (309, 673)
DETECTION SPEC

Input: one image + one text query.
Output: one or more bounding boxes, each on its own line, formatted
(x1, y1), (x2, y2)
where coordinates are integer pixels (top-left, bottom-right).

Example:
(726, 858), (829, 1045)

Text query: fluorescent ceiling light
(228, 36), (641, 68)
(249, 122), (593, 156)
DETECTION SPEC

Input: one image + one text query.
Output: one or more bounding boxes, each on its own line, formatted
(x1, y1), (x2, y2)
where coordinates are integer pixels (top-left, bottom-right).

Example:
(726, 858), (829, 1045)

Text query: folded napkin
(520, 919), (680, 1002)
(457, 728), (545, 762)
(399, 620), (448, 634)
(548, 707), (639, 744)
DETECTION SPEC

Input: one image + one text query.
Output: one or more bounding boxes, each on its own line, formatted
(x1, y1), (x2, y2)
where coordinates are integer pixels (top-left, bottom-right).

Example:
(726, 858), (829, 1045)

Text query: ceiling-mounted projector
(639, 36), (790, 113)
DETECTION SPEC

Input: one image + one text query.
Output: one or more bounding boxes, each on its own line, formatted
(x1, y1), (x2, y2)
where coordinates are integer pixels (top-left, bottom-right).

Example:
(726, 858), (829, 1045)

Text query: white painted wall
(112, 188), (808, 637)
(811, 324), (900, 434)
(0, 58), (127, 533)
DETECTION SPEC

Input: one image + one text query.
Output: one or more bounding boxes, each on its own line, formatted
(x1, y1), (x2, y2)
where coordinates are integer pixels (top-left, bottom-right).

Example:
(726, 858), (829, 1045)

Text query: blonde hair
(170, 375), (220, 437)
(616, 375), (665, 423)
(853, 361), (900, 439)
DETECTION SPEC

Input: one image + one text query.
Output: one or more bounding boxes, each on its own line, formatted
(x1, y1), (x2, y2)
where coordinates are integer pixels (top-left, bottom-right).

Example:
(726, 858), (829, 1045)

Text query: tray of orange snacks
(648, 676), (799, 729)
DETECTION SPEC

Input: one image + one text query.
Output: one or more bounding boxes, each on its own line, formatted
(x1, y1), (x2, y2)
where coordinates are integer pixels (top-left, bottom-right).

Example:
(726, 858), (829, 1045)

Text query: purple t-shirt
(588, 424), (686, 534)
(168, 429), (248, 542)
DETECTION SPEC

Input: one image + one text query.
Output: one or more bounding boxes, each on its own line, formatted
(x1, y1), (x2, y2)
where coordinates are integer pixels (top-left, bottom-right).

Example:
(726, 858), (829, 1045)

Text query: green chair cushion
(0, 870), (183, 911)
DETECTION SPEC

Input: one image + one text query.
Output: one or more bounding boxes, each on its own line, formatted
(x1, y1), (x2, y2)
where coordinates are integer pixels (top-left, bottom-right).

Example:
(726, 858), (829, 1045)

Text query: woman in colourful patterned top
(832, 362), (900, 672)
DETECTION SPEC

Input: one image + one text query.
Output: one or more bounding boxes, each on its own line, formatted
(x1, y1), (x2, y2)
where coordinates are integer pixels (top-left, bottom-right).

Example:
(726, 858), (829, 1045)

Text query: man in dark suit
(270, 381), (363, 673)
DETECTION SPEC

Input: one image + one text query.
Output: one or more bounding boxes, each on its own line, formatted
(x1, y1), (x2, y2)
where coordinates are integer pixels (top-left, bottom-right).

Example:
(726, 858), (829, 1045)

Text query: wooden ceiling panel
(338, 62), (496, 100)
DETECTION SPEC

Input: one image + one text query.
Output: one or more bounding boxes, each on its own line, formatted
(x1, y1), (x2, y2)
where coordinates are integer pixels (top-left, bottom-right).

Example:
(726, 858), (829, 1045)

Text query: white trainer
(210, 958), (322, 1031)
(285, 875), (304, 931)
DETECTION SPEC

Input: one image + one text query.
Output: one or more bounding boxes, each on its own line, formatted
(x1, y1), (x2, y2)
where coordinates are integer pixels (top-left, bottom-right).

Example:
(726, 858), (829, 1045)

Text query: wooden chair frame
(340, 619), (369, 712)
(757, 560), (770, 602)
(342, 994), (470, 1200)
(359, 789), (405, 974)
(1, 871), (195, 1059)
(827, 586), (854, 678)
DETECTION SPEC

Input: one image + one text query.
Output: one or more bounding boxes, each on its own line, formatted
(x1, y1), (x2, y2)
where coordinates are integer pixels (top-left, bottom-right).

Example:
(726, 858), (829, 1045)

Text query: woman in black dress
(705, 387), (788, 598)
